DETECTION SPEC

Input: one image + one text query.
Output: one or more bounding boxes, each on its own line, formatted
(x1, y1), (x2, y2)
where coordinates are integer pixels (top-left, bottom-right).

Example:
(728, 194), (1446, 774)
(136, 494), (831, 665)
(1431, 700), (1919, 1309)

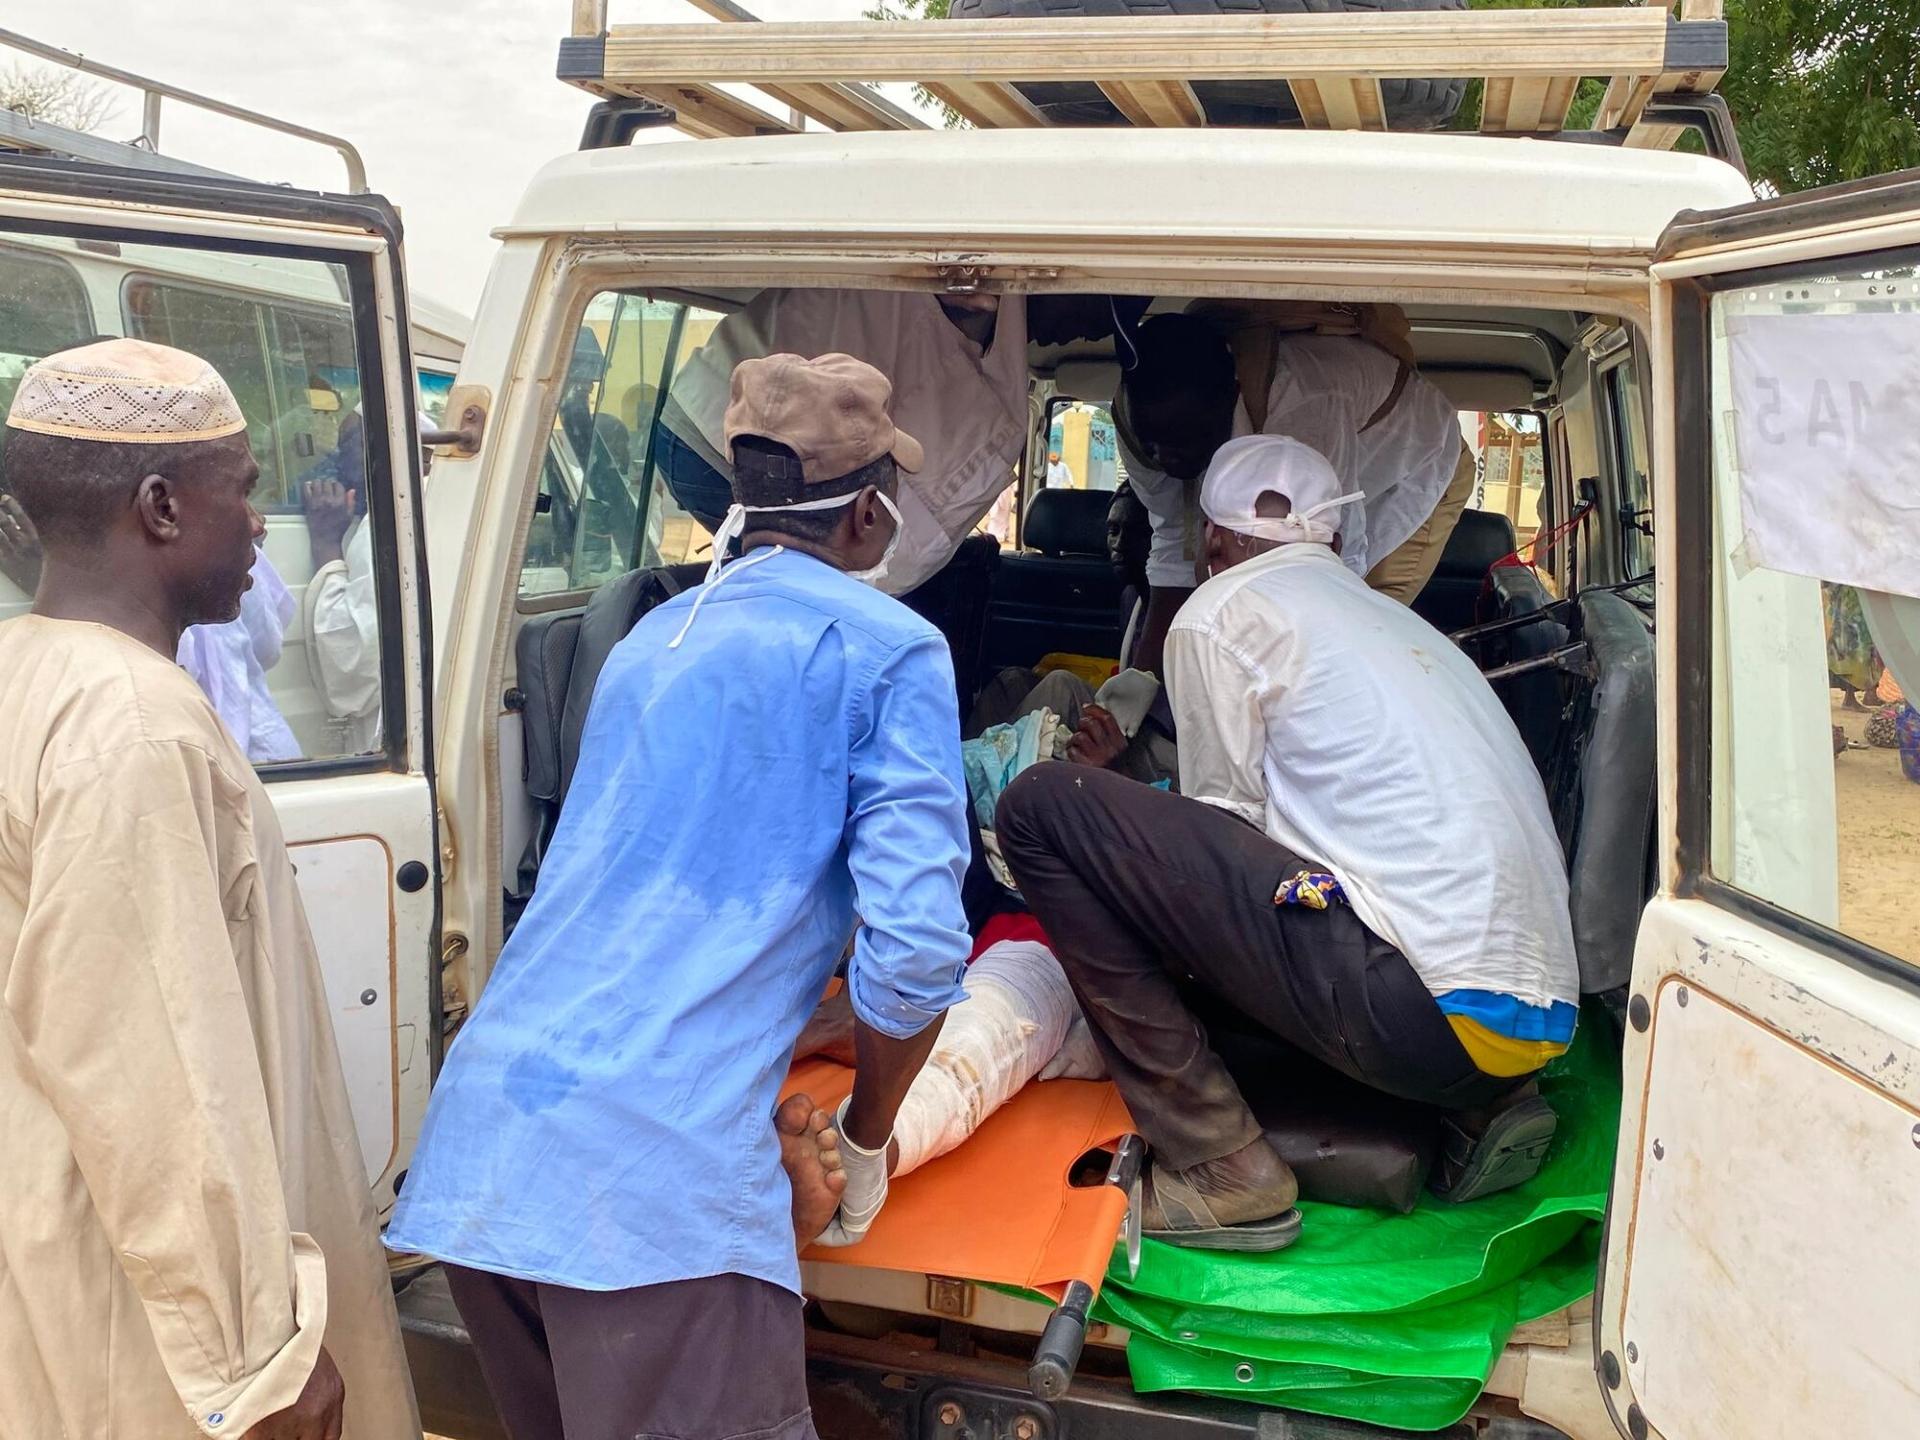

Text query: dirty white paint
(272, 772), (438, 1215)
(1608, 909), (1920, 1440)
(290, 836), (396, 1187)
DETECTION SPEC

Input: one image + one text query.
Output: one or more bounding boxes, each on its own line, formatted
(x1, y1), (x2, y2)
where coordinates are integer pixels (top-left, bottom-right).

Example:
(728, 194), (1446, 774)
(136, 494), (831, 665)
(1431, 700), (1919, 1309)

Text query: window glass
(126, 277), (357, 513)
(417, 369), (454, 428)
(637, 305), (724, 571)
(1043, 400), (1122, 494)
(0, 231), (387, 768)
(0, 243), (96, 614)
(984, 396), (1122, 551)
(1463, 410), (1547, 543)
(0, 243), (93, 419)
(521, 294), (724, 600)
(1707, 261), (1920, 966)
(1604, 362), (1654, 579)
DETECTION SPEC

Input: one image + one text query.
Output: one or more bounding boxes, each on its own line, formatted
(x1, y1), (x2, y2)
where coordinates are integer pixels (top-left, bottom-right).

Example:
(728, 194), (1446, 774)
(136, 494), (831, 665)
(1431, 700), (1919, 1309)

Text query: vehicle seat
(1549, 589), (1657, 998)
(510, 563), (703, 908)
(1412, 509), (1520, 635)
(987, 488), (1125, 672)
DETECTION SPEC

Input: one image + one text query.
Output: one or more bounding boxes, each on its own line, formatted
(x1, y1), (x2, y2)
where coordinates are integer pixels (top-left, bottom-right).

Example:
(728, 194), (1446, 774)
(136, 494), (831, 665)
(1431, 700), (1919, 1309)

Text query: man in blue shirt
(389, 353), (972, 1440)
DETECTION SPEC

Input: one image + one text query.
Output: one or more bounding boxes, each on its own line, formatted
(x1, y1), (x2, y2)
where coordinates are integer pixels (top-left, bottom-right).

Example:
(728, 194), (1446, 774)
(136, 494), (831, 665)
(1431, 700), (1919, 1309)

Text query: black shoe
(1430, 1093), (1558, 1203)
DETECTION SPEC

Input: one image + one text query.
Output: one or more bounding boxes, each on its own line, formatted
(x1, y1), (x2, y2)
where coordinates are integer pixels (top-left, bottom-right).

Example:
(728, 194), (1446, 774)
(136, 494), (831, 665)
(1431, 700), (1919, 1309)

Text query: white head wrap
(4, 338), (246, 445)
(1199, 434), (1362, 547)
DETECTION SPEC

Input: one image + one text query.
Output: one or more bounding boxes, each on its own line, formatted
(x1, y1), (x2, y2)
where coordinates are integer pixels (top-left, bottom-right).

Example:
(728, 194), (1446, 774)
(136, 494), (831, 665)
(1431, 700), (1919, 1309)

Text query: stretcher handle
(1027, 1136), (1147, 1402)
(1029, 1280), (1094, 1401)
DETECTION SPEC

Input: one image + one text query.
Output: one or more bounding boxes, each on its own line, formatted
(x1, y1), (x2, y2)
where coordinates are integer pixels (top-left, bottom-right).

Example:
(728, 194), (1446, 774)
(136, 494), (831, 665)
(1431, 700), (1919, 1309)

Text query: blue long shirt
(387, 547), (972, 1295)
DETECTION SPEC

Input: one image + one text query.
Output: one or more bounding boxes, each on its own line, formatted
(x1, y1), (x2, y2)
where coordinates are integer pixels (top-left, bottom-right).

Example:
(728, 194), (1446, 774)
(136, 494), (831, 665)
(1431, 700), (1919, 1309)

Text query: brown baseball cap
(723, 352), (924, 486)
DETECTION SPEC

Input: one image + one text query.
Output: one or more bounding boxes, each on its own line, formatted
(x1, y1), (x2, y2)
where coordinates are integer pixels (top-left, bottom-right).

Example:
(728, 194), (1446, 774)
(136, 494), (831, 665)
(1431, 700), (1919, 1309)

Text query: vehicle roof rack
(0, 25), (368, 192)
(559, 0), (1727, 155)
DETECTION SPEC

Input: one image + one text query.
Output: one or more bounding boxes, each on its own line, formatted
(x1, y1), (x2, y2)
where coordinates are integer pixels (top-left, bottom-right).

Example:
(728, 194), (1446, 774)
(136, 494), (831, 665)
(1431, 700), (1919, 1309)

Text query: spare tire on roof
(944, 0), (1470, 131)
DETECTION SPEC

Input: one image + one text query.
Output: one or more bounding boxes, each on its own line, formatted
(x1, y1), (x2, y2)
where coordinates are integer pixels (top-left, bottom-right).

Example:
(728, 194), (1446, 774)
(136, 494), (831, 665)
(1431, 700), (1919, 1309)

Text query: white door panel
(1615, 169), (1920, 1440)
(273, 773), (437, 1215)
(0, 165), (439, 1217)
(1605, 900), (1920, 1440)
(289, 837), (399, 1186)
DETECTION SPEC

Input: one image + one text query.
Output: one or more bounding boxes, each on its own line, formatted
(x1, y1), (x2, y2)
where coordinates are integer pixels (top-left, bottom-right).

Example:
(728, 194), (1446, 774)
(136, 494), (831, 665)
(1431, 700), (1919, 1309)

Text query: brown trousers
(446, 1266), (817, 1440)
(1367, 438), (1478, 604)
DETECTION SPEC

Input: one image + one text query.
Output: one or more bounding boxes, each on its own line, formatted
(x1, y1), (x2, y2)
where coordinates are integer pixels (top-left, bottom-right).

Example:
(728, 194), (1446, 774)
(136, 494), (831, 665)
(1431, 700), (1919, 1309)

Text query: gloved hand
(814, 1095), (890, 1247)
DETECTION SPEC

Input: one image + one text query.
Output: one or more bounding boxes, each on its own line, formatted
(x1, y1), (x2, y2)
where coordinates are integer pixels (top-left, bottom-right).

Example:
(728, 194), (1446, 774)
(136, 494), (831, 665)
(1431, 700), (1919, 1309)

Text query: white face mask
(703, 488), (903, 589)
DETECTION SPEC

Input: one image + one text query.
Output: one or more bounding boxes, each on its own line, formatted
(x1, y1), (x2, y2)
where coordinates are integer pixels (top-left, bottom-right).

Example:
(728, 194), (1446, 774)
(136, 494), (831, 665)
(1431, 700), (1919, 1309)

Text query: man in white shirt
(655, 289), (1029, 595)
(997, 435), (1578, 1250)
(1045, 451), (1072, 489)
(302, 415), (382, 755)
(1114, 306), (1471, 674)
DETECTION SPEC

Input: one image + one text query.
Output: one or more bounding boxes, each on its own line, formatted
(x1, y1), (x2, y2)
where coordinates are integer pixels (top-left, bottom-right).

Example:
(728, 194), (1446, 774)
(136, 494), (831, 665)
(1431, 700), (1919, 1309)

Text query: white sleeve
(1165, 619), (1269, 829)
(1119, 437), (1198, 589)
(309, 520), (381, 725)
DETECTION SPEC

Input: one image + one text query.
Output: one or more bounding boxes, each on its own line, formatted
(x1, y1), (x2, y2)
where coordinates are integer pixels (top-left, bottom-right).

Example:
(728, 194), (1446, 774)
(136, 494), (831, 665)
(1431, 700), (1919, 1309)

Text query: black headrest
(1024, 487), (1112, 558)
(1434, 508), (1518, 579)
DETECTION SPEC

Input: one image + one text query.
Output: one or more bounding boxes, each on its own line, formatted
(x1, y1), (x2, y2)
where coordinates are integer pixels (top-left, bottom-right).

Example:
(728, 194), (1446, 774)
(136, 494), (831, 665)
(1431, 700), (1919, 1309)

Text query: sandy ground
(1831, 697), (1920, 964)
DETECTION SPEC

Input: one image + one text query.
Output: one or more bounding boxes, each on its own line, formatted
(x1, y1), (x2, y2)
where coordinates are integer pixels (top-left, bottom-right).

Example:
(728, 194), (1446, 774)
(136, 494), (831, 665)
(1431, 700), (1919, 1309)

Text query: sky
(6, 1), (914, 322)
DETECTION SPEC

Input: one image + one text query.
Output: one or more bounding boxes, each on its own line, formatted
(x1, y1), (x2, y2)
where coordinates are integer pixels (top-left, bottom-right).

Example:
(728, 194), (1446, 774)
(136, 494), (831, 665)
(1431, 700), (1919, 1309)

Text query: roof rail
(558, 0), (1726, 152)
(0, 25), (368, 192)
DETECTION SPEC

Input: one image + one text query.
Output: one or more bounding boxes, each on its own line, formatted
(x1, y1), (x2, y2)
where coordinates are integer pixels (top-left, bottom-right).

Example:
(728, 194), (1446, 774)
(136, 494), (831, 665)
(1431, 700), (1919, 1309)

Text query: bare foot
(776, 1093), (846, 1245)
(793, 989), (859, 1066)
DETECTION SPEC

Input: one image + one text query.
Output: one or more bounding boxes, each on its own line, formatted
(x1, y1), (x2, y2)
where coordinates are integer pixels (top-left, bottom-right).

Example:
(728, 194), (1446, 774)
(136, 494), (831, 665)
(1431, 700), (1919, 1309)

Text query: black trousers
(996, 764), (1513, 1169)
(446, 1265), (817, 1440)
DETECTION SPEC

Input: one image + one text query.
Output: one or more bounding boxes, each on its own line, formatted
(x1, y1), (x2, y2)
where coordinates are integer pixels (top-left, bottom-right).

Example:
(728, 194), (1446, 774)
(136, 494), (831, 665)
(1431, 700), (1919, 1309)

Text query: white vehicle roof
(502, 127), (1755, 258)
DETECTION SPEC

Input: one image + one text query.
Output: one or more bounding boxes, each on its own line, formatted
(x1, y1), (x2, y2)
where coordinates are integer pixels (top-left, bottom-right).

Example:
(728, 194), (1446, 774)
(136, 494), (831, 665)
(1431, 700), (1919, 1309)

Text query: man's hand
(302, 480), (356, 569)
(241, 1346), (344, 1440)
(1065, 704), (1128, 770)
(0, 493), (44, 595)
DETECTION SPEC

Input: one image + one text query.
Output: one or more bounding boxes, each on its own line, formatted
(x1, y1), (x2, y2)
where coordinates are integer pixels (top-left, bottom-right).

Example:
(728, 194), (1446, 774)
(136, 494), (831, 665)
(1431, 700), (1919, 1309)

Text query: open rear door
(0, 157), (438, 1216)
(1605, 171), (1920, 1440)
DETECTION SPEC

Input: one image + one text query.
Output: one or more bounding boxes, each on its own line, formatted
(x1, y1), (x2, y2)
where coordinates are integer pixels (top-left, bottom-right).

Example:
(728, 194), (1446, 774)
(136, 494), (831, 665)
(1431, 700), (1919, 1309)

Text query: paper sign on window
(1725, 311), (1920, 600)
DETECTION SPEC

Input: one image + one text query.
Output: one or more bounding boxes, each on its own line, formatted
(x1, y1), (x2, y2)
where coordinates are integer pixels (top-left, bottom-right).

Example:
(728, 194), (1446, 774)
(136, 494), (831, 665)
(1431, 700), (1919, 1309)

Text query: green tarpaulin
(1091, 1019), (1620, 1432)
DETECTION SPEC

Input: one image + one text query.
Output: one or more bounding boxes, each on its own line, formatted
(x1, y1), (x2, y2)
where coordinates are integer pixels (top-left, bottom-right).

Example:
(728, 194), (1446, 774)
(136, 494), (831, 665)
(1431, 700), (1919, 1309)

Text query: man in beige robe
(0, 339), (419, 1439)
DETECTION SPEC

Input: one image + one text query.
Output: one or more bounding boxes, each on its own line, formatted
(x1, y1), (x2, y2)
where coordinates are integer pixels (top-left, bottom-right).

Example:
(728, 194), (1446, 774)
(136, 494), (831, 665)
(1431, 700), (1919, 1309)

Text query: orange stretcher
(781, 1056), (1141, 1398)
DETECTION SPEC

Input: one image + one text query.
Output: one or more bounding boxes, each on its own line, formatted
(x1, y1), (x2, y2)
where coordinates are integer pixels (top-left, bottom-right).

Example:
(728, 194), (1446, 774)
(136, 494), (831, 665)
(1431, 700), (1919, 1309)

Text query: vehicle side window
(1014, 397), (1120, 549)
(1604, 360), (1653, 579)
(520, 294), (725, 601)
(0, 244), (92, 421)
(0, 231), (396, 772)
(1706, 258), (1920, 967)
(126, 279), (357, 513)
(1463, 410), (1547, 548)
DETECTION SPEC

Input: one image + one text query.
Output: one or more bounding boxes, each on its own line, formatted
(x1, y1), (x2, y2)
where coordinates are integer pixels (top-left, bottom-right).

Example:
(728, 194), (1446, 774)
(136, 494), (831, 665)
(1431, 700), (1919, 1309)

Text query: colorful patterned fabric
(1437, 990), (1579, 1078)
(1274, 868), (1348, 910)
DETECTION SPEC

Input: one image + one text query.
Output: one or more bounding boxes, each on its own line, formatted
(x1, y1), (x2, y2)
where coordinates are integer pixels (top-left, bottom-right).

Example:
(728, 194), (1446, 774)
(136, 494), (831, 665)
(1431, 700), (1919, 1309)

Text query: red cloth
(967, 911), (1050, 962)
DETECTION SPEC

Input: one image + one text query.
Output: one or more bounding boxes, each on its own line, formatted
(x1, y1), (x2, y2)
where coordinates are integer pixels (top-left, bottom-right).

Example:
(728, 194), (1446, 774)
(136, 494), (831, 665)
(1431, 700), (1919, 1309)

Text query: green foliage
(1722, 0), (1920, 192)
(865, 0), (962, 125)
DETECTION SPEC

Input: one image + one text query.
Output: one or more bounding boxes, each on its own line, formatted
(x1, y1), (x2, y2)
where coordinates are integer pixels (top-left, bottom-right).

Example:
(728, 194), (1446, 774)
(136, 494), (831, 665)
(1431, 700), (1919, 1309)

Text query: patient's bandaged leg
(891, 939), (1077, 1177)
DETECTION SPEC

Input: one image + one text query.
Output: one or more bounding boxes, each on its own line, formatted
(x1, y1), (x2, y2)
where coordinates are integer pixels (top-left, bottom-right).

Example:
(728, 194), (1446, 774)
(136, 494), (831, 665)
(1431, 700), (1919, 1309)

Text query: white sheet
(1726, 310), (1920, 600)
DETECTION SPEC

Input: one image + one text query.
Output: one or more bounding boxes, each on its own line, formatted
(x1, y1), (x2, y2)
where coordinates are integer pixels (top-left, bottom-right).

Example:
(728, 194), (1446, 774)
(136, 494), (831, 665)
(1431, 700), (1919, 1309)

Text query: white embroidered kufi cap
(5, 338), (247, 445)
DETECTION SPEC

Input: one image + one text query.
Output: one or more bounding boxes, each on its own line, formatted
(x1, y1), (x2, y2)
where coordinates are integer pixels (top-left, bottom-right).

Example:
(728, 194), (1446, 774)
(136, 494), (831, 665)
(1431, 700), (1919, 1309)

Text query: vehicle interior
(465, 281), (1659, 1426)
